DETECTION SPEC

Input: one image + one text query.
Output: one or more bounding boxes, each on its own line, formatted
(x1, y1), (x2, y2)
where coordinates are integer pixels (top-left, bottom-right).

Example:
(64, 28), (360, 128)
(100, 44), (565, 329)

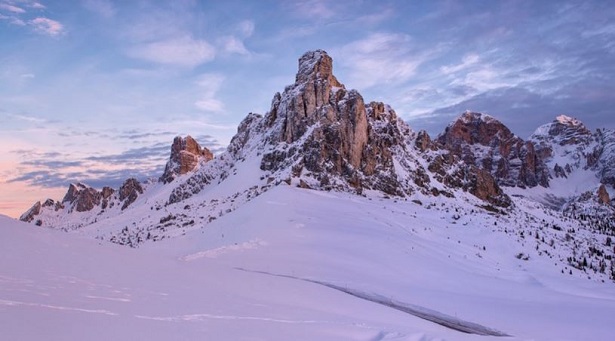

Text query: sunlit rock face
(160, 135), (214, 184)
(438, 111), (550, 188)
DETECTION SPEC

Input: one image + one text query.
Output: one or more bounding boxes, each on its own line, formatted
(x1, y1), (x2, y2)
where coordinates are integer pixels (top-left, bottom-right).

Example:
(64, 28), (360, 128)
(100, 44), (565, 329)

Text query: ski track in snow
(235, 268), (510, 337)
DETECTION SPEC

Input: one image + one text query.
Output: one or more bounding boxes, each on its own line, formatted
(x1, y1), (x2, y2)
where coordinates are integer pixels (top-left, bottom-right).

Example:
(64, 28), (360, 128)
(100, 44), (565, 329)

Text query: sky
(1, 0), (614, 218)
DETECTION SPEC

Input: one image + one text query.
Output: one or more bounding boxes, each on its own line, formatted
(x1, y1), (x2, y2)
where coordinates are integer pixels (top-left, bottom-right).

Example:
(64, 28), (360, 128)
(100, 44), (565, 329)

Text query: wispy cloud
(336, 32), (439, 89)
(8, 113), (48, 124)
(6, 131), (224, 190)
(440, 54), (480, 75)
(82, 0), (115, 18)
(30, 17), (64, 36)
(218, 36), (250, 56)
(0, 1), (63, 36)
(237, 20), (254, 38)
(194, 73), (225, 113)
(291, 0), (337, 20)
(0, 3), (25, 13)
(128, 36), (216, 67)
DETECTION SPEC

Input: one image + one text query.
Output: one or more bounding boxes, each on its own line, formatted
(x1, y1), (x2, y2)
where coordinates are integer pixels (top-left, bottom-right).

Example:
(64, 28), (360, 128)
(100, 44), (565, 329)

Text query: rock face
(426, 150), (511, 207)
(19, 201), (41, 223)
(594, 128), (615, 188)
(160, 136), (214, 184)
(530, 115), (594, 179)
(168, 50), (512, 207)
(119, 178), (143, 210)
(530, 116), (615, 189)
(438, 111), (549, 188)
(62, 183), (102, 213)
(597, 184), (611, 206)
(258, 50), (413, 195)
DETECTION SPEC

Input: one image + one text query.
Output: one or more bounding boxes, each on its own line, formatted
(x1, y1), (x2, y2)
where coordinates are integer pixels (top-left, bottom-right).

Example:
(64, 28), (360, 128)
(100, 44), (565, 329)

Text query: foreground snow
(2, 186), (615, 340)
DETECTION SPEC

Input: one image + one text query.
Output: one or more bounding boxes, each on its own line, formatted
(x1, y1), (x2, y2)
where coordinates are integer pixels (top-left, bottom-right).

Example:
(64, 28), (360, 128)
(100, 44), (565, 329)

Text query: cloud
(82, 0), (115, 18)
(218, 36), (250, 55)
(291, 0), (337, 19)
(29, 2), (45, 9)
(194, 73), (225, 113)
(0, 3), (25, 13)
(412, 80), (615, 139)
(8, 113), (47, 124)
(237, 20), (254, 38)
(30, 17), (64, 36)
(128, 36), (216, 67)
(440, 54), (480, 75)
(6, 132), (225, 191)
(336, 32), (437, 89)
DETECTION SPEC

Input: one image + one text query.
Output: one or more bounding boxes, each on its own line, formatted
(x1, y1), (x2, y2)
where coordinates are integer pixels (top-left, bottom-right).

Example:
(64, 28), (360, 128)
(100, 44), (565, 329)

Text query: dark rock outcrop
(258, 50), (408, 195)
(438, 111), (549, 188)
(598, 184), (611, 206)
(19, 201), (41, 223)
(62, 183), (102, 213)
(160, 135), (214, 184)
(119, 178), (143, 210)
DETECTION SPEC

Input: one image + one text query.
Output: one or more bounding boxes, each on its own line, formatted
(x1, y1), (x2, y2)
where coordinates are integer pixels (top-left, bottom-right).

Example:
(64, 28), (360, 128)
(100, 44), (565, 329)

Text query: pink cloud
(30, 17), (64, 36)
(0, 3), (26, 13)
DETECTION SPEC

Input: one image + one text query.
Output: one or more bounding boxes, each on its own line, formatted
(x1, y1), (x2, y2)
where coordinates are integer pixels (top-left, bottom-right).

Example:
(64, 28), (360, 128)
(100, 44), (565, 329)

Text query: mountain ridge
(16, 50), (615, 283)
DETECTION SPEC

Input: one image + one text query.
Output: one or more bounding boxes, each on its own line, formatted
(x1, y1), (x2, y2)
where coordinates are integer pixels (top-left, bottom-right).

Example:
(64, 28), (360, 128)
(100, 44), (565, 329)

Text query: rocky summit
(160, 135), (214, 184)
(437, 111), (550, 188)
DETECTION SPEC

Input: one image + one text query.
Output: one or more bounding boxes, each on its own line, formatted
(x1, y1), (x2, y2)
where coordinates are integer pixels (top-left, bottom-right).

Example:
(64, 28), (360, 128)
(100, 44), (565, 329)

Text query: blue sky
(1, 0), (614, 217)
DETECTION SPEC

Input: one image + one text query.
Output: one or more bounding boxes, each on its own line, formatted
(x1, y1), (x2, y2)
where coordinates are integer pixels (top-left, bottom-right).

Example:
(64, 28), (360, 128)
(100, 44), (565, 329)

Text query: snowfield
(2, 185), (615, 340)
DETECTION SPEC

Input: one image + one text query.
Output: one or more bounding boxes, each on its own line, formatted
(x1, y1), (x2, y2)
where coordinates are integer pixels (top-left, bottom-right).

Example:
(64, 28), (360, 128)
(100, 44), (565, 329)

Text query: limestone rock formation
(438, 111), (549, 188)
(160, 135), (214, 184)
(62, 183), (102, 213)
(258, 50), (411, 195)
(168, 50), (513, 207)
(119, 178), (143, 210)
(19, 201), (41, 223)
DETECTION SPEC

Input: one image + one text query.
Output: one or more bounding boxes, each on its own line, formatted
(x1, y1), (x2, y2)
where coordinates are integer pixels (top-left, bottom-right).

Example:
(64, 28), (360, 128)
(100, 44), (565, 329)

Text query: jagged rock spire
(160, 136), (213, 184)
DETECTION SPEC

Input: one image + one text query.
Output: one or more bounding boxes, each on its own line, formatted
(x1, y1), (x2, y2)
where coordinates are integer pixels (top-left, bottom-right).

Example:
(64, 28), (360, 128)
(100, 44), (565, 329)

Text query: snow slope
(2, 184), (615, 340)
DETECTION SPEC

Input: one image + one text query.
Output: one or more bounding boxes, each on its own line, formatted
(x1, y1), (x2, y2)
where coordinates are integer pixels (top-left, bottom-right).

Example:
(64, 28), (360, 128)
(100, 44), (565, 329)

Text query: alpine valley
(4, 51), (615, 340)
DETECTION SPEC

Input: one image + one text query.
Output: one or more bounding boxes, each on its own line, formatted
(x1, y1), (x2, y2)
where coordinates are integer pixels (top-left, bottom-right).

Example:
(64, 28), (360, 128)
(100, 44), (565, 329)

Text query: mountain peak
(459, 111), (497, 125)
(295, 49), (342, 87)
(531, 115), (591, 146)
(555, 114), (583, 127)
(438, 111), (550, 188)
(159, 135), (213, 184)
(440, 111), (513, 146)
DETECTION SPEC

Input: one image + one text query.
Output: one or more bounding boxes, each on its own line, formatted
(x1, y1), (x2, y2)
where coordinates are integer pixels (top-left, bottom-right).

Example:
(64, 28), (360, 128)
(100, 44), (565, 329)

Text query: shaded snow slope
(3, 186), (615, 340)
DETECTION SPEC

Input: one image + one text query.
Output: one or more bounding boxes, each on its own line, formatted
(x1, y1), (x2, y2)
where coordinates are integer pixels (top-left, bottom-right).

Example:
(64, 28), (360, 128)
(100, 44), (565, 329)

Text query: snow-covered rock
(159, 135), (214, 184)
(437, 111), (550, 188)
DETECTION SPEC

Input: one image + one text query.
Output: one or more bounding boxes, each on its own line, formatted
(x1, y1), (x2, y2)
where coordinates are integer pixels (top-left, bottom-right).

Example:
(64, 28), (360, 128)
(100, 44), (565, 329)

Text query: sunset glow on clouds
(1, 0), (614, 217)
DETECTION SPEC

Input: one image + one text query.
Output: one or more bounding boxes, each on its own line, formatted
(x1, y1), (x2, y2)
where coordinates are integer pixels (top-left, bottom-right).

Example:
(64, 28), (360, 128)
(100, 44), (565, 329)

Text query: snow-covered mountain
(18, 49), (615, 273)
(7, 50), (615, 339)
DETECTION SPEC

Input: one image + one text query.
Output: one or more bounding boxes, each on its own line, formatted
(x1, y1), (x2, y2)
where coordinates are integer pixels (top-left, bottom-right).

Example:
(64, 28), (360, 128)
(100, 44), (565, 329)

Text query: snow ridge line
(235, 268), (510, 337)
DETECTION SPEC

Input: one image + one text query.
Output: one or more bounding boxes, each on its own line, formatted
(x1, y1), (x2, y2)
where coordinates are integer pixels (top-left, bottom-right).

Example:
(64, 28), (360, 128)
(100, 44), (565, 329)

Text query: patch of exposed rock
(160, 135), (214, 184)
(438, 111), (549, 188)
(119, 178), (143, 210)
(425, 149), (511, 208)
(259, 50), (410, 195)
(169, 50), (513, 207)
(597, 184), (611, 206)
(19, 201), (41, 223)
(62, 183), (103, 213)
